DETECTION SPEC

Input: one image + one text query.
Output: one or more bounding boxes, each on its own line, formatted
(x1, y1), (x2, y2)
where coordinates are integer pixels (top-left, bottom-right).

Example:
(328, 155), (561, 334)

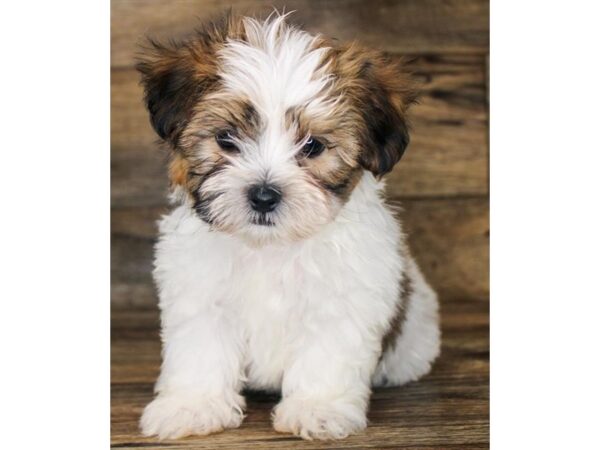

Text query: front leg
(140, 305), (246, 439)
(272, 316), (382, 440)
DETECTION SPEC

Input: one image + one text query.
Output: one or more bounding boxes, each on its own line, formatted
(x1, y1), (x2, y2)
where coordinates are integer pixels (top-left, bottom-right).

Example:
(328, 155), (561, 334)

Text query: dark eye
(301, 136), (325, 158)
(215, 130), (239, 152)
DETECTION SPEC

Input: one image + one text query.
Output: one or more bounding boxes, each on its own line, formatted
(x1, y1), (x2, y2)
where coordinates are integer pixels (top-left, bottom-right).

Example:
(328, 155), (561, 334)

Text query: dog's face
(137, 14), (416, 245)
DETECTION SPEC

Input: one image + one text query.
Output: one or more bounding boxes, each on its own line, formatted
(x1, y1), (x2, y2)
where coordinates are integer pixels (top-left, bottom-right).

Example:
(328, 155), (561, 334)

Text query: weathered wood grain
(111, 196), (489, 308)
(111, 0), (489, 68)
(387, 54), (489, 199)
(111, 53), (488, 207)
(110, 299), (489, 448)
(400, 197), (489, 301)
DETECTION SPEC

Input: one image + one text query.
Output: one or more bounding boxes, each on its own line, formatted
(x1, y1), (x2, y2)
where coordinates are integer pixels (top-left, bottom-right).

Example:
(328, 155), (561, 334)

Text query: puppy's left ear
(340, 48), (418, 177)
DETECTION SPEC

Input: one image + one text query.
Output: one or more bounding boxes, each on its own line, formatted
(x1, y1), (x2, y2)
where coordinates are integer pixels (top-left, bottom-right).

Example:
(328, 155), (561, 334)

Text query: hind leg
(372, 258), (441, 387)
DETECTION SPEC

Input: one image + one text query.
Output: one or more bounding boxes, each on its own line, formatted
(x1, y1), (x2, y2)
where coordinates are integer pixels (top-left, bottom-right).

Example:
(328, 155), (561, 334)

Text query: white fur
(140, 16), (440, 441)
(219, 15), (337, 124)
(141, 174), (440, 440)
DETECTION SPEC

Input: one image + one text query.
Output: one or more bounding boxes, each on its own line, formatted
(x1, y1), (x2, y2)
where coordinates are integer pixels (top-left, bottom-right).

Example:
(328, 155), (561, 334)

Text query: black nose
(248, 184), (281, 213)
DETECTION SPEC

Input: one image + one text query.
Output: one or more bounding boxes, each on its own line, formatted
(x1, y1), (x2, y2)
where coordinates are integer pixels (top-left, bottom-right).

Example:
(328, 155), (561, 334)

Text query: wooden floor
(111, 298), (489, 449)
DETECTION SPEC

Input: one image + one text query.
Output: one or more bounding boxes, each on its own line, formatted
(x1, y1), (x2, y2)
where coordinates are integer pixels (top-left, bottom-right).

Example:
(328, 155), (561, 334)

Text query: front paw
(140, 391), (245, 440)
(272, 395), (367, 440)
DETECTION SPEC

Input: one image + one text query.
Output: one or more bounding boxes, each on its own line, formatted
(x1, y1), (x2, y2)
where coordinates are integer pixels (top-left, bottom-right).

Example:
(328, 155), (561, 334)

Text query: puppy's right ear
(135, 39), (219, 146)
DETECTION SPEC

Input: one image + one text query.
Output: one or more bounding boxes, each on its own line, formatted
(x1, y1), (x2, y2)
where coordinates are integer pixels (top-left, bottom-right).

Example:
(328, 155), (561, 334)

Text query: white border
(491, 1), (600, 448)
(1, 1), (109, 448)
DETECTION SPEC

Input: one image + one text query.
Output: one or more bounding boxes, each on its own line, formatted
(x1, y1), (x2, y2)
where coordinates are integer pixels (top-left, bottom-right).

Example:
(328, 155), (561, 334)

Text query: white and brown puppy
(136, 13), (440, 441)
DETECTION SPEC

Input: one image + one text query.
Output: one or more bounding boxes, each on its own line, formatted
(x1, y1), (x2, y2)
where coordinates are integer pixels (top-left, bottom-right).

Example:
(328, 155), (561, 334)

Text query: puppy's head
(137, 13), (417, 245)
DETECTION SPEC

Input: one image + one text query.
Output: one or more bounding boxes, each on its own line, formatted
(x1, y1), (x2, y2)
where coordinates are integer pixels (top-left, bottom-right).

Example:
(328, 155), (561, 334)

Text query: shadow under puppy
(136, 12), (440, 441)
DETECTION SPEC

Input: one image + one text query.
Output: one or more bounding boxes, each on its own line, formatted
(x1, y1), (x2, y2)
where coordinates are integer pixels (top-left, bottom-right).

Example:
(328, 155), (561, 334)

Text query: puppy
(136, 13), (440, 441)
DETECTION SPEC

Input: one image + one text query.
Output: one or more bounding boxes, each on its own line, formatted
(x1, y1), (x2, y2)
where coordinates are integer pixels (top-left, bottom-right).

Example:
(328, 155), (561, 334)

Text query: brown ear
(135, 14), (244, 146)
(135, 40), (214, 146)
(338, 48), (418, 177)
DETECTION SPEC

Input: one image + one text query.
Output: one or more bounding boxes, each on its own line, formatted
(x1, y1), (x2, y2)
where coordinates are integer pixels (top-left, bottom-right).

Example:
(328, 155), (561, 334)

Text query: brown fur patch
(180, 96), (262, 148)
(135, 13), (247, 146)
(381, 271), (413, 355)
(326, 45), (418, 177)
(168, 154), (189, 187)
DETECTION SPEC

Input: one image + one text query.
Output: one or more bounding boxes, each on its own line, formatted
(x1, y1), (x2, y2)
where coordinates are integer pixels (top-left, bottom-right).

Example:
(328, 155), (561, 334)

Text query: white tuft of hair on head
(217, 14), (336, 123)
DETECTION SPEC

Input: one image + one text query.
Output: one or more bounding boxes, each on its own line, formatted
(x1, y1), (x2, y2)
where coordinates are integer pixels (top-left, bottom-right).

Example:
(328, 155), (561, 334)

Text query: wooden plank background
(111, 0), (489, 303)
(111, 1), (489, 448)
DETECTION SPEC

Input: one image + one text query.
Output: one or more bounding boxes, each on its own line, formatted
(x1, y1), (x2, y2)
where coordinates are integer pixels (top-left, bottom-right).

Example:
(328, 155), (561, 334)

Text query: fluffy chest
(231, 248), (312, 390)
(228, 232), (401, 389)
